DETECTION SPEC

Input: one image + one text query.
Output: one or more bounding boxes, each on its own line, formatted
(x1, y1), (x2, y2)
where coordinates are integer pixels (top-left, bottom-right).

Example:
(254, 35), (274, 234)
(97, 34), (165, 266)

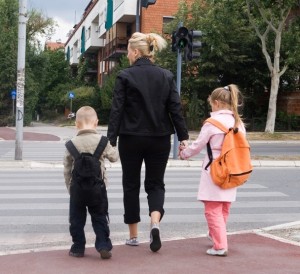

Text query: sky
(28, 0), (90, 43)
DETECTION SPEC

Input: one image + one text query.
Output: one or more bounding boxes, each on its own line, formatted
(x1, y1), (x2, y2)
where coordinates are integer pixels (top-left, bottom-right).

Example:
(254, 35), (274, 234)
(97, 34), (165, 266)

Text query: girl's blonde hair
(208, 84), (244, 127)
(128, 32), (167, 61)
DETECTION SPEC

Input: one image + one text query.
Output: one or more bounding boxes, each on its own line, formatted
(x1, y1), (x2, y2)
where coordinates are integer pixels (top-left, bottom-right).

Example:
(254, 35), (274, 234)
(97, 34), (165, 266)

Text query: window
(162, 16), (174, 34)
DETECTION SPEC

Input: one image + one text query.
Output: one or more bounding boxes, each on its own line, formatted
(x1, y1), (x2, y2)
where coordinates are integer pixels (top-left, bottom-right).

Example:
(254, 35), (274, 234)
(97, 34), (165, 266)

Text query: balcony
(85, 25), (105, 53)
(104, 36), (128, 60)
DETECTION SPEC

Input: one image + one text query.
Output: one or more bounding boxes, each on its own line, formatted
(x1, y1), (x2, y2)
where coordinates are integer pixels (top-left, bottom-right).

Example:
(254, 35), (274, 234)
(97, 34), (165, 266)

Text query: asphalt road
(0, 140), (299, 162)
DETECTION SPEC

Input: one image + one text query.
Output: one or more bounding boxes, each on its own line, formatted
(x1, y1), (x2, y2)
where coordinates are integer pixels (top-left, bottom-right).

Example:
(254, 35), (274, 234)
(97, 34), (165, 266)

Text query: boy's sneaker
(98, 249), (112, 259)
(125, 237), (139, 246)
(206, 248), (228, 257)
(150, 223), (161, 252)
(69, 250), (84, 257)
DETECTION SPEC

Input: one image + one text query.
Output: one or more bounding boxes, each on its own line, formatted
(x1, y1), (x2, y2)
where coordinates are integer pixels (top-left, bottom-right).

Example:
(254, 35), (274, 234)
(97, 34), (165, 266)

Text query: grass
(189, 131), (300, 141)
(247, 132), (300, 141)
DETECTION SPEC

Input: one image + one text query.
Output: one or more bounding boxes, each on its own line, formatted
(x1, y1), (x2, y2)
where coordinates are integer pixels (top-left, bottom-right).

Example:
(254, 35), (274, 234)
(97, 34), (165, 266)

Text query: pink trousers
(203, 201), (231, 250)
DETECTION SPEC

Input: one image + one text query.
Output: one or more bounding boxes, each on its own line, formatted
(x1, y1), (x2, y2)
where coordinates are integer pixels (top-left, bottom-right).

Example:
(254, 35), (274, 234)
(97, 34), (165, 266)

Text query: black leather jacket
(107, 58), (189, 146)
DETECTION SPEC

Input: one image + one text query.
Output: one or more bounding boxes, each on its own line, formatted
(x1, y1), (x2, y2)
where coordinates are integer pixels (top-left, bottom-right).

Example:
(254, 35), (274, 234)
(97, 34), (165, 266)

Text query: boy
(63, 106), (119, 259)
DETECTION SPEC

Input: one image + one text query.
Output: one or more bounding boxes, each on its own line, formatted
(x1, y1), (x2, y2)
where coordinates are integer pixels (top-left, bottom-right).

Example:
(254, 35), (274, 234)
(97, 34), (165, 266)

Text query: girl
(179, 84), (245, 256)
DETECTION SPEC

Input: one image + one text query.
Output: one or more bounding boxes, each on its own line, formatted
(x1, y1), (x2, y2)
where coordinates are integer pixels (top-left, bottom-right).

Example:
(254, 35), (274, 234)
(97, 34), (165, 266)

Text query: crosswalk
(0, 141), (205, 162)
(0, 167), (299, 254)
(0, 141), (66, 161)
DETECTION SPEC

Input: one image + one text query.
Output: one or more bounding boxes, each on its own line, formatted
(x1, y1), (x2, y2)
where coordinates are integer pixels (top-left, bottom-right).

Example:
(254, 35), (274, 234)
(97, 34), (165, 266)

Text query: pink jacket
(180, 110), (246, 202)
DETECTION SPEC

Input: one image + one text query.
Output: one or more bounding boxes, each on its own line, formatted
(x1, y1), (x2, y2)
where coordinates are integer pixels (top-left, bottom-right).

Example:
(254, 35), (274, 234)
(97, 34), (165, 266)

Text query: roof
(45, 41), (64, 51)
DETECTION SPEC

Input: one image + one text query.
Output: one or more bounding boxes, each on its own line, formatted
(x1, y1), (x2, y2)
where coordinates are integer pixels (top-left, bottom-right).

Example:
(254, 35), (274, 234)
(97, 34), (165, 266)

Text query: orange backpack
(204, 118), (253, 189)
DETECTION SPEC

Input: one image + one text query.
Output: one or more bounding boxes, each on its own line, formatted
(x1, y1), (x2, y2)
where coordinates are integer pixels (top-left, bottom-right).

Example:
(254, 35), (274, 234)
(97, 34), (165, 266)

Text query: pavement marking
(0, 168), (298, 255)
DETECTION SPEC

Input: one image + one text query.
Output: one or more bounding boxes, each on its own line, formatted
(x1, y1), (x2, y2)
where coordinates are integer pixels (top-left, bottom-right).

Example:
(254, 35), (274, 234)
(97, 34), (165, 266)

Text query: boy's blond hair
(75, 106), (98, 128)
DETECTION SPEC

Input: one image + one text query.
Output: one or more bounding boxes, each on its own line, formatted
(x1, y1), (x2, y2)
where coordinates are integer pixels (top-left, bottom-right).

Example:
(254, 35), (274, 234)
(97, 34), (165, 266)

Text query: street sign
(68, 92), (75, 99)
(11, 90), (16, 99)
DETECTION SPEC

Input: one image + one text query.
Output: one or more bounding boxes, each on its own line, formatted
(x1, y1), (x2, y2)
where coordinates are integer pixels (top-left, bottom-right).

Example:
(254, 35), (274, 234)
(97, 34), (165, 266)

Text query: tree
(0, 0), (18, 120)
(36, 49), (73, 113)
(245, 0), (300, 133)
(162, 0), (264, 127)
(0, 1), (57, 124)
(26, 9), (56, 48)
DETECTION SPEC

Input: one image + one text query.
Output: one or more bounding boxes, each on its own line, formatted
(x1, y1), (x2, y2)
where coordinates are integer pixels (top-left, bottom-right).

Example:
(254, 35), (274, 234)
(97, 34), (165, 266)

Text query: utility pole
(15, 0), (27, 160)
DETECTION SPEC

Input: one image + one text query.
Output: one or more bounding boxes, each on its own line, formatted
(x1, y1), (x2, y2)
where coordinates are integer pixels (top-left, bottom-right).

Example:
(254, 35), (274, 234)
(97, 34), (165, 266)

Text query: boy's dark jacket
(107, 58), (189, 146)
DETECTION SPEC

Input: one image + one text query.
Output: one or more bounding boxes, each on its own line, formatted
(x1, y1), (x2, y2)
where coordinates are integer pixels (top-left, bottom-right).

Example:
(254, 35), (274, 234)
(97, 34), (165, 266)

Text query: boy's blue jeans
(69, 183), (112, 253)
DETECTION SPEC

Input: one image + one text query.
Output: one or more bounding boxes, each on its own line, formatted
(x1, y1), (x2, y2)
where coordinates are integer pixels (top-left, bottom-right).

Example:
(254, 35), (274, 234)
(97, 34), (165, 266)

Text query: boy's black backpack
(65, 136), (108, 210)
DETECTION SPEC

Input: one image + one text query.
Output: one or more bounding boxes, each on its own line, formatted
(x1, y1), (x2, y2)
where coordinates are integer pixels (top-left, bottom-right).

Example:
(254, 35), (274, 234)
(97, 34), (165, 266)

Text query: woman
(107, 32), (189, 252)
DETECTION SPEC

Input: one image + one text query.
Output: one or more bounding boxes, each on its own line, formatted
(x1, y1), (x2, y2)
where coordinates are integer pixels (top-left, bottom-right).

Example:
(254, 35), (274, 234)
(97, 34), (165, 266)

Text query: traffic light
(186, 30), (202, 61)
(141, 0), (156, 8)
(171, 31), (177, 52)
(171, 27), (189, 52)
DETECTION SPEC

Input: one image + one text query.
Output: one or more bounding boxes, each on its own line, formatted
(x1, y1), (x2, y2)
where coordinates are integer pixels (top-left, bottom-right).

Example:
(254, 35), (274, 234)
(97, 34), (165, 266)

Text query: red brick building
(141, 0), (190, 34)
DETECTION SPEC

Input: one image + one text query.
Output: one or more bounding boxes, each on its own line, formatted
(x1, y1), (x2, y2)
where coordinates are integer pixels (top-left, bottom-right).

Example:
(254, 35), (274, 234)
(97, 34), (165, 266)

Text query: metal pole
(12, 99), (15, 116)
(15, 0), (27, 160)
(173, 22), (183, 159)
(136, 0), (140, 32)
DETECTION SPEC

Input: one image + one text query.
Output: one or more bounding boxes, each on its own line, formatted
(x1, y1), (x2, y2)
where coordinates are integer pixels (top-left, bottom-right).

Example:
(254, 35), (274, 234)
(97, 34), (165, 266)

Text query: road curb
(0, 159), (299, 169)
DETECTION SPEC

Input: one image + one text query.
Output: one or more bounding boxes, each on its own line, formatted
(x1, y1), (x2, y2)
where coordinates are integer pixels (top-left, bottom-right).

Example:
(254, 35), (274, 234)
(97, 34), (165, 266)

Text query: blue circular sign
(69, 92), (75, 99)
(11, 90), (16, 99)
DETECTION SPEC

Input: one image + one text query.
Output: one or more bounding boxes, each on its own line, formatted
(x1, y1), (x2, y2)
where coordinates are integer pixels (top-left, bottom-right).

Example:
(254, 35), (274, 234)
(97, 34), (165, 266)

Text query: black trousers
(69, 181), (112, 252)
(118, 135), (171, 224)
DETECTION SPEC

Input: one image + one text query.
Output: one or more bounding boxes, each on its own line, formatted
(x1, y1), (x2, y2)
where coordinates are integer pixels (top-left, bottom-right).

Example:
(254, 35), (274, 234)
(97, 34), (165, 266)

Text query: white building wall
(65, 0), (137, 65)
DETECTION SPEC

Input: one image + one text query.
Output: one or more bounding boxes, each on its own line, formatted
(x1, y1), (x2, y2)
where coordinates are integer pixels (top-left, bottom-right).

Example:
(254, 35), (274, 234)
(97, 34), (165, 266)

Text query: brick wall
(277, 92), (300, 115)
(141, 0), (193, 34)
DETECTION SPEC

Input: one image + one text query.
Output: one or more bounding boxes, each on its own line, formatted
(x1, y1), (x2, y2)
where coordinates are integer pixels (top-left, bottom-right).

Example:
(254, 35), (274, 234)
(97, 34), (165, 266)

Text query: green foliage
(26, 9), (56, 48)
(185, 92), (205, 129)
(95, 55), (129, 124)
(100, 55), (129, 110)
(0, 2), (58, 124)
(159, 0), (300, 127)
(0, 0), (18, 113)
(34, 49), (74, 114)
(246, 0), (300, 74)
(160, 0), (264, 121)
(76, 56), (89, 83)
(61, 86), (98, 114)
(276, 111), (300, 131)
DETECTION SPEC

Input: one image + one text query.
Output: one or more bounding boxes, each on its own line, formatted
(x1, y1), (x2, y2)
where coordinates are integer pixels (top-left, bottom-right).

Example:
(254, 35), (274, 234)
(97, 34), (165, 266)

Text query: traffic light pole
(136, 0), (141, 32)
(173, 22), (183, 159)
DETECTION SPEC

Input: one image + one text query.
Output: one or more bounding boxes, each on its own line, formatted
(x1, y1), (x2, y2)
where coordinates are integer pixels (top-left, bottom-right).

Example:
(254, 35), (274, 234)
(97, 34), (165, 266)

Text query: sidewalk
(1, 124), (300, 273)
(1, 228), (300, 274)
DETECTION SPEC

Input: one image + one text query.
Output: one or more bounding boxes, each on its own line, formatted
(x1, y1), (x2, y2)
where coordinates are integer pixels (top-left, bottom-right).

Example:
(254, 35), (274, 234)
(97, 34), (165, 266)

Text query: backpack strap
(205, 118), (229, 133)
(65, 140), (80, 160)
(204, 118), (228, 170)
(205, 143), (213, 170)
(93, 136), (108, 159)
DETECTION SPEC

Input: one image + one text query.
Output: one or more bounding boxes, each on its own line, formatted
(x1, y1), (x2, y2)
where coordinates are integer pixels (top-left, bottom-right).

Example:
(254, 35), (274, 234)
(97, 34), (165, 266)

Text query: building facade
(64, 0), (192, 86)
